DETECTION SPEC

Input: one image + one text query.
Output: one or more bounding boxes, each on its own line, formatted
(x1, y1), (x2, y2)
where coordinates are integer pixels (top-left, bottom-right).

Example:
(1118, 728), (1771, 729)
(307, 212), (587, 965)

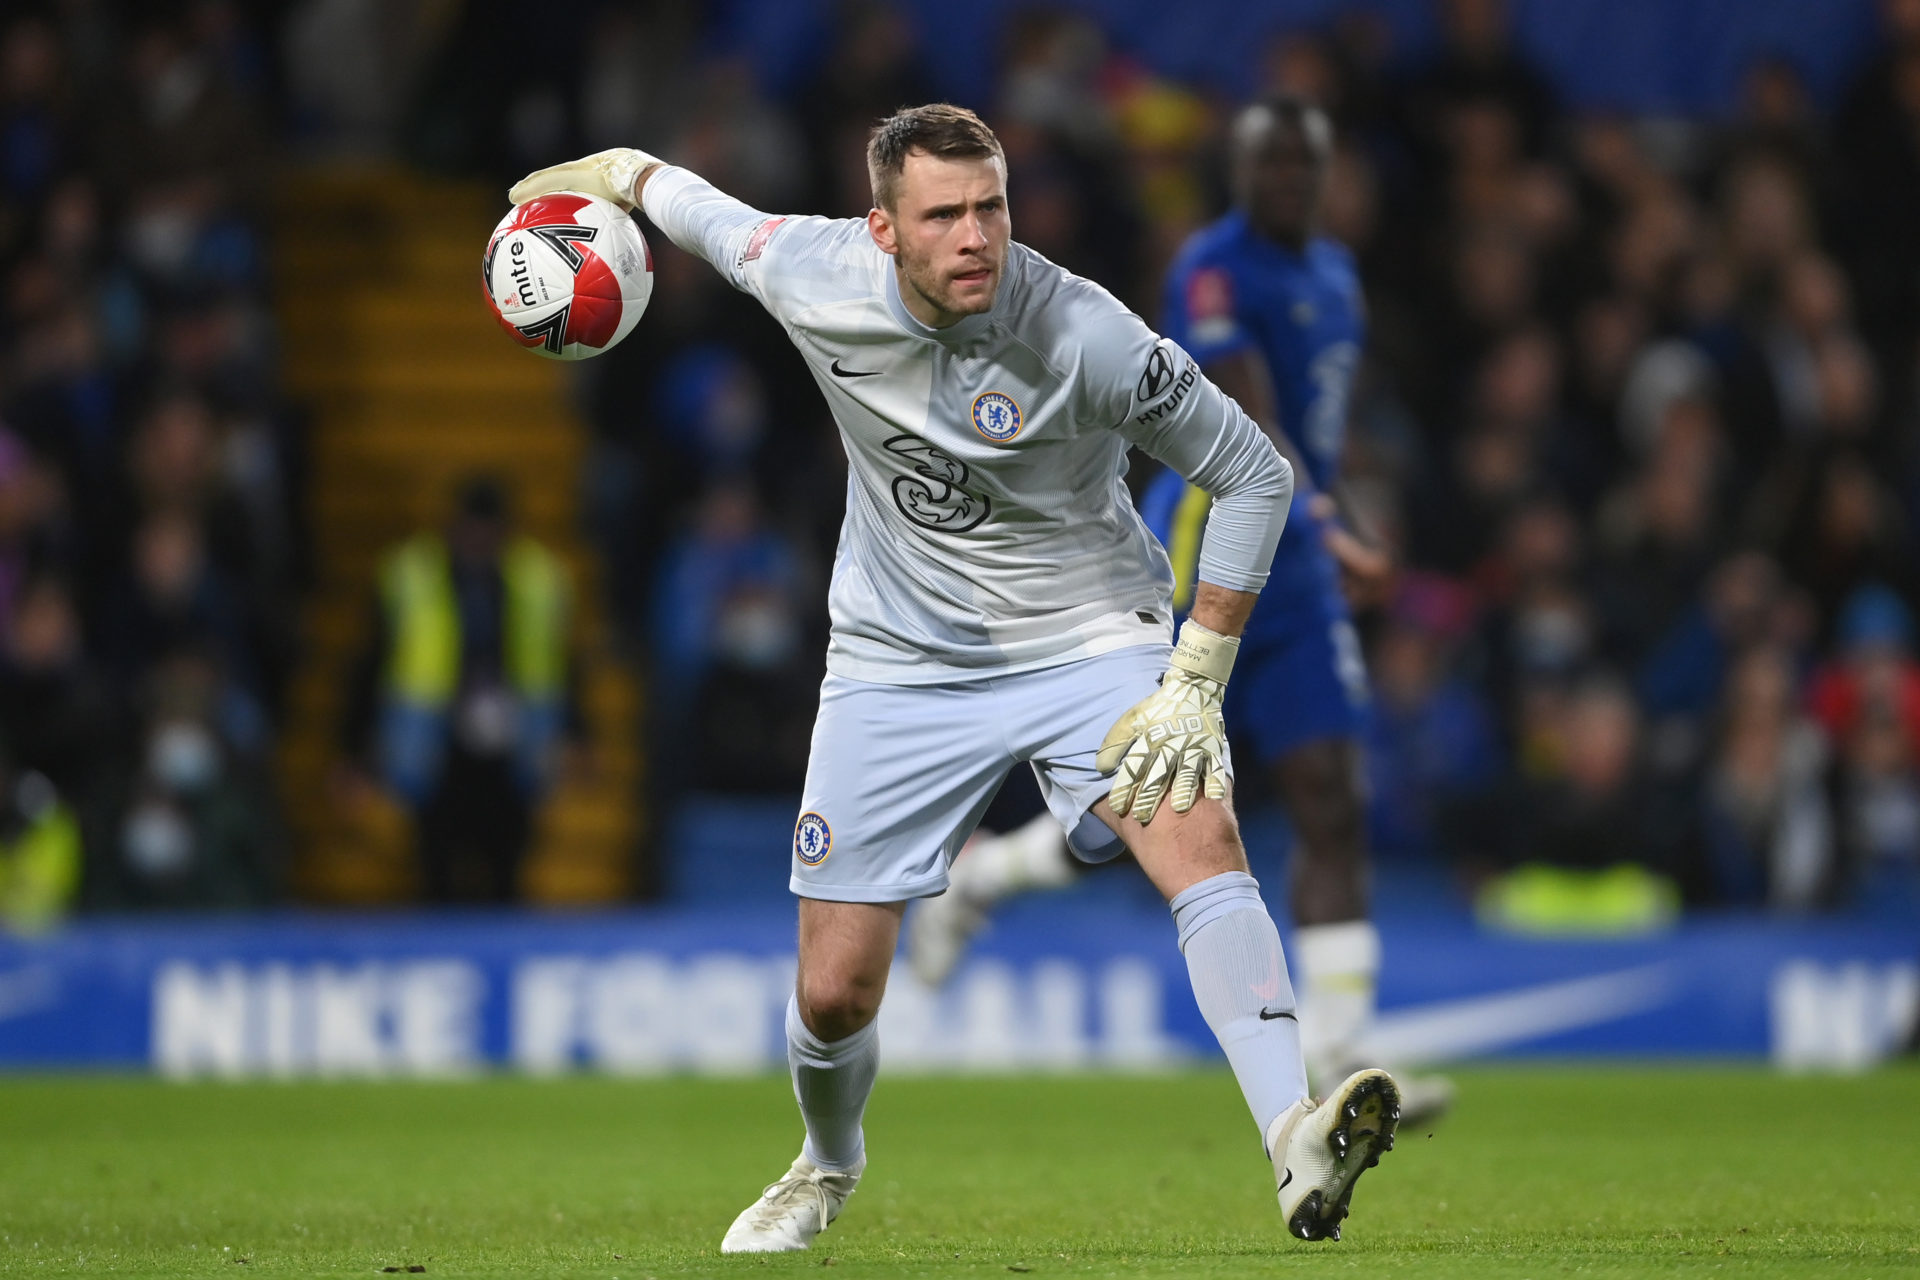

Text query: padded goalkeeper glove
(1096, 619), (1239, 823)
(508, 147), (663, 211)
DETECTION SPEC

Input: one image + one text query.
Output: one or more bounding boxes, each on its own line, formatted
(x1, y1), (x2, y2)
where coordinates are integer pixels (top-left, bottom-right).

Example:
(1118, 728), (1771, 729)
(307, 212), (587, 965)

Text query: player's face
(1235, 110), (1330, 248)
(874, 152), (1010, 327)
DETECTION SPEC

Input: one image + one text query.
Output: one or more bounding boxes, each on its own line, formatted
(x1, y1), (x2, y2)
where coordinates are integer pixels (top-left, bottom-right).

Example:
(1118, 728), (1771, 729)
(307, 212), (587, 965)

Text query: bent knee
(797, 972), (886, 1040)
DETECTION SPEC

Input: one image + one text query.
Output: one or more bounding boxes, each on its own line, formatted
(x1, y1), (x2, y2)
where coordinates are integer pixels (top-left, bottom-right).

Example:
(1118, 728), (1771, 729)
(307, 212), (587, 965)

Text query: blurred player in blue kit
(910, 98), (1452, 1122)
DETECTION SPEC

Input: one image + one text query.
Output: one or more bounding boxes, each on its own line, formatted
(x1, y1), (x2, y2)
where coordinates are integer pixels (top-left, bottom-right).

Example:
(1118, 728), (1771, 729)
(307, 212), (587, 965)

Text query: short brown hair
(866, 103), (1005, 210)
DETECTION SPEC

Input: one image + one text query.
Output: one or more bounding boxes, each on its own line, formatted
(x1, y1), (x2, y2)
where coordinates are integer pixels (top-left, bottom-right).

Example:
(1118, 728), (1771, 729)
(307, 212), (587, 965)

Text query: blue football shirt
(1148, 209), (1365, 640)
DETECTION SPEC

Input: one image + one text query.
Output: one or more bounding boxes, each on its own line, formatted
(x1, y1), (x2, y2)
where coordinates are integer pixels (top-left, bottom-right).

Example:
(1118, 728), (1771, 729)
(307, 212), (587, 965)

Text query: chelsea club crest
(794, 812), (833, 866)
(971, 391), (1023, 442)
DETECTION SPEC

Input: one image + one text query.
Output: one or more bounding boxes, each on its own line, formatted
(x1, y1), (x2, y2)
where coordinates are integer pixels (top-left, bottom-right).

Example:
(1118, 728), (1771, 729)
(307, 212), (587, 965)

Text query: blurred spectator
(1364, 596), (1503, 858)
(1406, 0), (1559, 160)
(0, 18), (75, 210)
(285, 0), (431, 153)
(1640, 552), (1790, 729)
(91, 651), (281, 910)
(1699, 644), (1836, 908)
(109, 17), (266, 191)
(1464, 495), (1588, 728)
(579, 5), (701, 154)
(1774, 446), (1917, 631)
(1593, 395), (1726, 662)
(123, 393), (258, 585)
(1807, 585), (1920, 769)
(1806, 586), (1920, 914)
(101, 509), (264, 731)
(1834, 0), (1920, 346)
(651, 481), (814, 794)
(797, 2), (933, 216)
(0, 741), (81, 935)
(0, 427), (53, 632)
(667, 58), (807, 211)
(1473, 675), (1688, 932)
(1720, 55), (1826, 184)
(1536, 676), (1650, 864)
(0, 573), (117, 804)
(655, 345), (772, 482)
(341, 477), (582, 902)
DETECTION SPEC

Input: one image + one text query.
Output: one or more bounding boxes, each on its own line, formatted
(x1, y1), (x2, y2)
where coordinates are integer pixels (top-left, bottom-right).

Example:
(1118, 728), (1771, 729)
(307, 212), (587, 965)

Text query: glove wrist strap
(614, 149), (664, 206)
(1171, 619), (1238, 685)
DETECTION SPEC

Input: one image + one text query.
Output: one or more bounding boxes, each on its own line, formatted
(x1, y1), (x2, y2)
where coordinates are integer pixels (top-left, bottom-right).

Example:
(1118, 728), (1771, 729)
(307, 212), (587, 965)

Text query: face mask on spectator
(0, 770), (58, 844)
(148, 720), (221, 794)
(716, 596), (799, 670)
(1516, 603), (1589, 673)
(126, 205), (200, 277)
(122, 801), (193, 878)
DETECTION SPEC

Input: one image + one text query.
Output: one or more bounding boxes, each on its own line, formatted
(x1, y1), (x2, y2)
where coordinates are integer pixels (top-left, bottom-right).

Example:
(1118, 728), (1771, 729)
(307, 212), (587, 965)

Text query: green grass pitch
(4, 1066), (1918, 1278)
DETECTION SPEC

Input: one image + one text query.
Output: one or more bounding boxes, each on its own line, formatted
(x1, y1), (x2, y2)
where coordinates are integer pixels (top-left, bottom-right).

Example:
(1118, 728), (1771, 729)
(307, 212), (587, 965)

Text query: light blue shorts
(789, 644), (1199, 902)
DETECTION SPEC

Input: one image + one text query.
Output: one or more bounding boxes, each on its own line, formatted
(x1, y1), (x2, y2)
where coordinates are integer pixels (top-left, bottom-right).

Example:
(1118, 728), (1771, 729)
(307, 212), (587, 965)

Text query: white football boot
(1266, 1068), (1400, 1241)
(719, 1152), (865, 1254)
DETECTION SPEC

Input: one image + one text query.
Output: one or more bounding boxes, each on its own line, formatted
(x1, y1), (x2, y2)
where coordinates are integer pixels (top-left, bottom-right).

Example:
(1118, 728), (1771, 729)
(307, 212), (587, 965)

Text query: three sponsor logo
(883, 434), (991, 532)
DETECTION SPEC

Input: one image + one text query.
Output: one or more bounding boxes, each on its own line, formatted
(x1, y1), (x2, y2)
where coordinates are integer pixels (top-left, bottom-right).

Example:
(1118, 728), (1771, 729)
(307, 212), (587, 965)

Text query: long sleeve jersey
(642, 165), (1293, 685)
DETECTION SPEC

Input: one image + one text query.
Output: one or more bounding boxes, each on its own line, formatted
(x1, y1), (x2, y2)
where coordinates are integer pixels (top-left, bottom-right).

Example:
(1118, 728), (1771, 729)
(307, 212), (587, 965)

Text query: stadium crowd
(4, 0), (1920, 924)
(0, 3), (298, 927)
(561, 0), (1920, 921)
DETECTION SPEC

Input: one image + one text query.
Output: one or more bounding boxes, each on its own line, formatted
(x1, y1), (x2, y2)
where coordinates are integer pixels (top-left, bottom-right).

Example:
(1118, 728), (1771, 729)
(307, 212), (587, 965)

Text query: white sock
(1171, 871), (1309, 1148)
(950, 812), (1074, 903)
(1293, 920), (1381, 1077)
(785, 994), (878, 1172)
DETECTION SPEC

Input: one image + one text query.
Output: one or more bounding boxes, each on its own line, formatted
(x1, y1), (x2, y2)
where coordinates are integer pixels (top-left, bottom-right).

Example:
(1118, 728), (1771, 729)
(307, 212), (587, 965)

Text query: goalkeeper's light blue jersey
(643, 166), (1293, 686)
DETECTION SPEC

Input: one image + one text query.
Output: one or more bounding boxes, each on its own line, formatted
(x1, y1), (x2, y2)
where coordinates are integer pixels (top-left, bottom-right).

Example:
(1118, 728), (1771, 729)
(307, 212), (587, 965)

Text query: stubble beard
(899, 244), (997, 321)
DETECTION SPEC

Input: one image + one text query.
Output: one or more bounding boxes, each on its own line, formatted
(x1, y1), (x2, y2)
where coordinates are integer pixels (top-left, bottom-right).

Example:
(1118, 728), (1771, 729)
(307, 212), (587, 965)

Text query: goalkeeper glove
(508, 147), (663, 211)
(1096, 619), (1239, 823)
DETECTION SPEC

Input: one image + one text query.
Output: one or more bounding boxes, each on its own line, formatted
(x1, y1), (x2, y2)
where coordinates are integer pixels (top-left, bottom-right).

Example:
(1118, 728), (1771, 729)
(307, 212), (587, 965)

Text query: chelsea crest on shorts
(794, 812), (833, 866)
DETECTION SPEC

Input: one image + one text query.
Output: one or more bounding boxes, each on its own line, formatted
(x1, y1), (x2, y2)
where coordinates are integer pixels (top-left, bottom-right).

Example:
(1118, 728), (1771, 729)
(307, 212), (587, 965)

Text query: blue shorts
(1227, 592), (1370, 766)
(791, 645), (1228, 902)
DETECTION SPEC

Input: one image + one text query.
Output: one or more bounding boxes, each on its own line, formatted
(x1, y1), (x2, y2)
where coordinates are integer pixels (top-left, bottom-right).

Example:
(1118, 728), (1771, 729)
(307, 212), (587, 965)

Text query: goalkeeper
(511, 104), (1399, 1252)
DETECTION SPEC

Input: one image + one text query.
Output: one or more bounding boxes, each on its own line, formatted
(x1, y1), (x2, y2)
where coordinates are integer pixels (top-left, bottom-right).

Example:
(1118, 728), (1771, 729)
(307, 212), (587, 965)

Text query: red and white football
(482, 191), (652, 361)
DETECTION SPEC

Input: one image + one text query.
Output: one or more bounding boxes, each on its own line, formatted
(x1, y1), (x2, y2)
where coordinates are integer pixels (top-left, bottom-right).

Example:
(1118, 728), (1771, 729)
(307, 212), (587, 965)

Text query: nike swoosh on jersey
(830, 358), (879, 378)
(1259, 1008), (1296, 1021)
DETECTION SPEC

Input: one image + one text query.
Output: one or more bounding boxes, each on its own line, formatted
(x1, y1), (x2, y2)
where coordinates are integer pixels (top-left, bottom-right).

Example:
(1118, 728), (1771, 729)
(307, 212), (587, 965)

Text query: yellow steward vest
(379, 534), (568, 706)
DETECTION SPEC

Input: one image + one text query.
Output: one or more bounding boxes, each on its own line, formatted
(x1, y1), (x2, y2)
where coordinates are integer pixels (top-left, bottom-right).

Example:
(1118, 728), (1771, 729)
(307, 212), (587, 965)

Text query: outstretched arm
(509, 148), (785, 293)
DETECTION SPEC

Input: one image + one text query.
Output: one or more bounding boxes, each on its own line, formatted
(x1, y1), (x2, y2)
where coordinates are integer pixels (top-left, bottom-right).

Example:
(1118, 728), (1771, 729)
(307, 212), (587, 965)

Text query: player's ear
(867, 206), (897, 256)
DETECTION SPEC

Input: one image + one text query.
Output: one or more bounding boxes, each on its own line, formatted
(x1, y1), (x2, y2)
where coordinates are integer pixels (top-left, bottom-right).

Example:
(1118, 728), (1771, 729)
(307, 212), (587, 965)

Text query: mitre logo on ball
(483, 191), (653, 361)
